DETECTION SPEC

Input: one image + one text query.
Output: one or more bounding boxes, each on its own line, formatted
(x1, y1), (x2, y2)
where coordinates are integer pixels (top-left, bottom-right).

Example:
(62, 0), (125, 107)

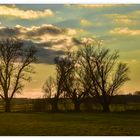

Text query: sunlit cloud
(80, 19), (93, 27)
(0, 5), (54, 19)
(76, 4), (127, 8)
(123, 59), (138, 64)
(0, 24), (81, 52)
(110, 27), (140, 36)
(114, 18), (138, 25)
(105, 14), (138, 25)
(130, 10), (140, 18)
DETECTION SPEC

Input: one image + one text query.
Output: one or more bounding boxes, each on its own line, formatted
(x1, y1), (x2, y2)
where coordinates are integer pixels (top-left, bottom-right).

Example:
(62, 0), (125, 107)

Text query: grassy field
(0, 112), (140, 136)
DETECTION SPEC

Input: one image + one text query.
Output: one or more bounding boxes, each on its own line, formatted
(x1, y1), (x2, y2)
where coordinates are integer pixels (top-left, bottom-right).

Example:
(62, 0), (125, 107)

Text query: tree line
(0, 38), (129, 112)
(43, 41), (129, 112)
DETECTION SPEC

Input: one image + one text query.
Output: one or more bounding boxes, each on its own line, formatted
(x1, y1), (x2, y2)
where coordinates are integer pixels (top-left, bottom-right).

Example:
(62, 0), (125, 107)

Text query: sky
(0, 4), (140, 98)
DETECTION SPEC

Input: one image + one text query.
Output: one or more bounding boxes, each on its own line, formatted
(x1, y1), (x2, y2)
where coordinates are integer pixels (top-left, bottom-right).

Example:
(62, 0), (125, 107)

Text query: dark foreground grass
(0, 112), (140, 136)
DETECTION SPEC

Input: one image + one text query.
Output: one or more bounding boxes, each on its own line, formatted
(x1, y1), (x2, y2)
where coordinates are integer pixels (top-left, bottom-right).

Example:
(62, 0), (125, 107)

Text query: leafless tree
(42, 76), (56, 99)
(78, 43), (129, 112)
(0, 38), (37, 112)
(52, 52), (76, 111)
(42, 76), (57, 111)
(62, 55), (90, 111)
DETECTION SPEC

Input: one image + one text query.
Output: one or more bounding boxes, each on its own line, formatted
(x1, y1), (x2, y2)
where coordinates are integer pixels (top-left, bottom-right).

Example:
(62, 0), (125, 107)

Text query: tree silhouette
(62, 52), (89, 111)
(52, 53), (75, 111)
(43, 76), (56, 99)
(78, 43), (129, 112)
(0, 38), (37, 112)
(42, 76), (57, 111)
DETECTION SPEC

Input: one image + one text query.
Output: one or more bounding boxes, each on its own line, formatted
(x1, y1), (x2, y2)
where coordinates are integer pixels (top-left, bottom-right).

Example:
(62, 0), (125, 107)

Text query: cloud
(0, 23), (97, 64)
(80, 19), (93, 26)
(0, 24), (84, 64)
(76, 4), (127, 8)
(16, 24), (65, 37)
(109, 27), (140, 36)
(105, 14), (138, 26)
(0, 5), (54, 20)
(114, 18), (137, 25)
(130, 10), (140, 18)
(123, 59), (138, 64)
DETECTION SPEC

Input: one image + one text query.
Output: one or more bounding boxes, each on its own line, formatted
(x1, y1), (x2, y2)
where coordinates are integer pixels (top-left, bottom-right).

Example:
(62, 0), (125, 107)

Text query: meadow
(0, 112), (140, 136)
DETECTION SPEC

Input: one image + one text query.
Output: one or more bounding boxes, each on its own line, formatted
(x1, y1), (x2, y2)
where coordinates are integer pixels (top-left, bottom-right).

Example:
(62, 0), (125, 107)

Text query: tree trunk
(102, 103), (110, 113)
(5, 100), (11, 112)
(74, 102), (80, 112)
(51, 97), (58, 112)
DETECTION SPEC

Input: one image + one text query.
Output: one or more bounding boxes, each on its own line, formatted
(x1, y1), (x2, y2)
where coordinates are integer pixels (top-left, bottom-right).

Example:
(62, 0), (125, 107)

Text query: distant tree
(42, 76), (57, 111)
(134, 91), (140, 96)
(78, 43), (129, 112)
(0, 38), (37, 112)
(42, 76), (56, 99)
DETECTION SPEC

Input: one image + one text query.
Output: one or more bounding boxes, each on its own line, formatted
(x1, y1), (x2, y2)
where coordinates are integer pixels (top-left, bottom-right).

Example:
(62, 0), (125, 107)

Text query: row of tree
(43, 41), (130, 112)
(0, 38), (130, 112)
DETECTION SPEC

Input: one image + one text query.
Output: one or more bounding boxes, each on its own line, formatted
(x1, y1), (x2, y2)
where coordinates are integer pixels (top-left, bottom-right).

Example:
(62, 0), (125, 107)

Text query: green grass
(0, 112), (140, 136)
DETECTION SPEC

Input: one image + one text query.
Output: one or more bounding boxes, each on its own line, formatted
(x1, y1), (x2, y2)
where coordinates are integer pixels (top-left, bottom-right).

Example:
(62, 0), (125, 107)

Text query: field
(0, 112), (140, 136)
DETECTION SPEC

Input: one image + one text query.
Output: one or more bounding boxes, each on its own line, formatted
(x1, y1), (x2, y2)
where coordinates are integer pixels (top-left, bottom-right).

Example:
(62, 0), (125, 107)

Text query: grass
(0, 112), (140, 136)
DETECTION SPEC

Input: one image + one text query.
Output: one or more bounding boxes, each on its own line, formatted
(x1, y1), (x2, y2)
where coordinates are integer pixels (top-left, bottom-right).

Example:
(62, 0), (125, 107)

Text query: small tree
(42, 76), (57, 111)
(43, 76), (56, 99)
(78, 43), (129, 112)
(0, 38), (37, 112)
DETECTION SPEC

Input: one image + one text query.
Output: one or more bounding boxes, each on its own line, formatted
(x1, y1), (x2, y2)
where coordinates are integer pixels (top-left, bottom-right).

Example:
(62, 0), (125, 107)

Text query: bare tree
(78, 43), (129, 112)
(42, 76), (56, 99)
(42, 76), (57, 111)
(62, 53), (90, 111)
(0, 38), (37, 112)
(52, 52), (76, 111)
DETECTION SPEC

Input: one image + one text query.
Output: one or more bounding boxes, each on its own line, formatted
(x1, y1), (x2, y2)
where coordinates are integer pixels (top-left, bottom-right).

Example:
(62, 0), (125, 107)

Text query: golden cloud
(105, 13), (138, 26)
(77, 4), (127, 8)
(110, 27), (140, 36)
(80, 19), (92, 26)
(0, 23), (96, 52)
(0, 5), (54, 19)
(114, 18), (137, 25)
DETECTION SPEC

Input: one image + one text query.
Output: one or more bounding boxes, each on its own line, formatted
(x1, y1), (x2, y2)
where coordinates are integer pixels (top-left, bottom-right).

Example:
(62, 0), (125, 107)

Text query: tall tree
(0, 38), (37, 112)
(62, 53), (89, 111)
(52, 53), (76, 111)
(78, 44), (129, 112)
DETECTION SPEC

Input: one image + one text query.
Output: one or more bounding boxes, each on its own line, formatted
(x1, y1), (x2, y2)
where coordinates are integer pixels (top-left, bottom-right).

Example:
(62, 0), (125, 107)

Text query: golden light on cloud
(0, 5), (54, 19)
(114, 18), (137, 25)
(66, 28), (77, 36)
(80, 19), (93, 26)
(110, 27), (140, 36)
(77, 4), (127, 8)
(105, 14), (138, 25)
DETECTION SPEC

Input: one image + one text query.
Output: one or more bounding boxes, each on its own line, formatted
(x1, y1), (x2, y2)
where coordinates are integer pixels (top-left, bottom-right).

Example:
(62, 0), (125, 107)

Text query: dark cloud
(25, 25), (65, 37)
(0, 27), (19, 37)
(0, 24), (86, 64)
(23, 40), (65, 64)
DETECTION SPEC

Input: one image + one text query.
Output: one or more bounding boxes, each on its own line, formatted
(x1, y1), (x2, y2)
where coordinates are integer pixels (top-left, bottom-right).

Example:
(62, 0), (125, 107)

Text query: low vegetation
(0, 112), (140, 136)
